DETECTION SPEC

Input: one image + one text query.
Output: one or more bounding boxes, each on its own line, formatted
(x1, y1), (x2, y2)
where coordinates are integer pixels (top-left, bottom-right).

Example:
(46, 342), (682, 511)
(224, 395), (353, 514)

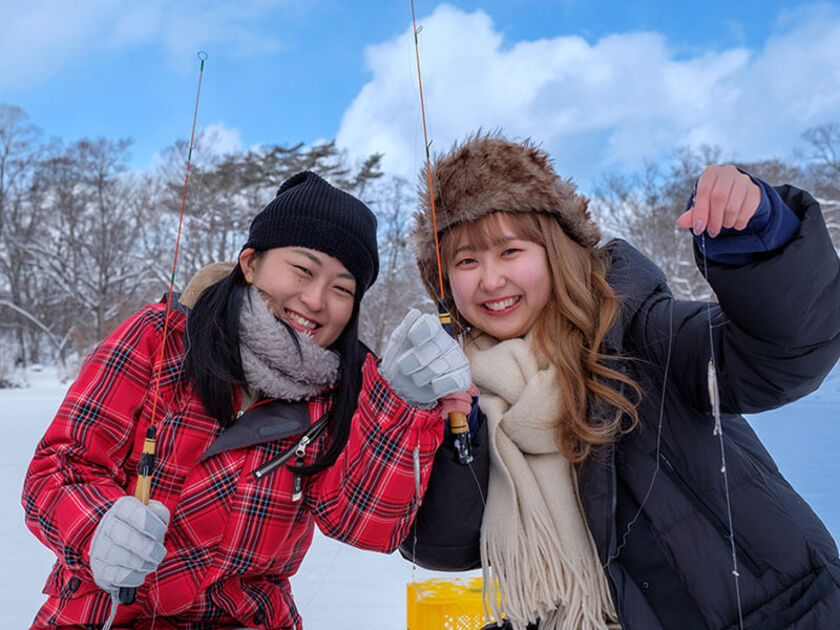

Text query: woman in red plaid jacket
(22, 171), (472, 630)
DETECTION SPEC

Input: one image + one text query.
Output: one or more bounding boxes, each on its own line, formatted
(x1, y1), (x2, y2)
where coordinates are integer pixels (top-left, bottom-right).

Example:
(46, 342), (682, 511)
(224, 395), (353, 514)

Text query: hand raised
(676, 165), (761, 237)
(380, 309), (471, 407)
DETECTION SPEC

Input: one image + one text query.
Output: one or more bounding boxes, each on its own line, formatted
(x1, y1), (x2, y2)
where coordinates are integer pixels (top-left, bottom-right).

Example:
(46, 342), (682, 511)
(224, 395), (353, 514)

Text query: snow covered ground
(1, 364), (837, 628)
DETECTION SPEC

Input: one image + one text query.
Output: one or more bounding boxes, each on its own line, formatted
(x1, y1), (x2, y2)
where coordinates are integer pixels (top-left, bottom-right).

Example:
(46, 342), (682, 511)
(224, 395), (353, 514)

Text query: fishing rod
(116, 49), (208, 611)
(409, 0), (472, 465)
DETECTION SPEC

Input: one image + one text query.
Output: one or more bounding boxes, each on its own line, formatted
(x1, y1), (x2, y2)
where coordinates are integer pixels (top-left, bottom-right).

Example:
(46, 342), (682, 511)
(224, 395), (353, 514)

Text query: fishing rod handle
(117, 425), (157, 606)
(437, 304), (474, 465)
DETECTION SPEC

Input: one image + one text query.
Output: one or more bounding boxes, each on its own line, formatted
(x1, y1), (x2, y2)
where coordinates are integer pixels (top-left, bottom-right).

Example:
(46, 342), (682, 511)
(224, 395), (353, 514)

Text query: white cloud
(0, 0), (285, 86)
(145, 121), (244, 172)
(0, 1), (117, 87)
(198, 122), (244, 157)
(336, 2), (840, 190)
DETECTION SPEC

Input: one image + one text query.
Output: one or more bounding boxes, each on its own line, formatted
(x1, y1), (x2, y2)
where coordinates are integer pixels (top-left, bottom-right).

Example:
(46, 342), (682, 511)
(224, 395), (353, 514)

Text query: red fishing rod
(409, 2), (472, 465)
(117, 50), (208, 608)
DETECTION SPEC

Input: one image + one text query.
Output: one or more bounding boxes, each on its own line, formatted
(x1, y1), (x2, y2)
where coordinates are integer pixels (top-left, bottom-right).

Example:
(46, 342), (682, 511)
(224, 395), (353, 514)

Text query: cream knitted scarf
(466, 332), (619, 630)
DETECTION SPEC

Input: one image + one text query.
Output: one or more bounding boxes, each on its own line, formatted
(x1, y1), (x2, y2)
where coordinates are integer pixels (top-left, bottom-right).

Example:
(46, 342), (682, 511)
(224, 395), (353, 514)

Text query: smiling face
(239, 246), (357, 347)
(445, 212), (552, 340)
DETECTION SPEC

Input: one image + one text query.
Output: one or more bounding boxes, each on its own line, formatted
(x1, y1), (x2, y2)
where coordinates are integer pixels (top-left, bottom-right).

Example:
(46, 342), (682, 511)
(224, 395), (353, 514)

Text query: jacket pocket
(740, 568), (838, 630)
(37, 570), (109, 627)
(44, 569), (99, 599)
(658, 444), (768, 577)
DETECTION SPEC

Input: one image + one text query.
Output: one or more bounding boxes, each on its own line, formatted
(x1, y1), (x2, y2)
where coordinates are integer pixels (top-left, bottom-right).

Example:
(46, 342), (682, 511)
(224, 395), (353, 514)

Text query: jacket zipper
(291, 436), (310, 502)
(658, 445), (766, 576)
(251, 439), (300, 480)
(251, 413), (329, 482)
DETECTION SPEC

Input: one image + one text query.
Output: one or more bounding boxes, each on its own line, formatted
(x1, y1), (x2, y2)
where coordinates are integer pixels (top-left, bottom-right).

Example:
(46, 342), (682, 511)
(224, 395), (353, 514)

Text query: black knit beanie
(244, 171), (379, 293)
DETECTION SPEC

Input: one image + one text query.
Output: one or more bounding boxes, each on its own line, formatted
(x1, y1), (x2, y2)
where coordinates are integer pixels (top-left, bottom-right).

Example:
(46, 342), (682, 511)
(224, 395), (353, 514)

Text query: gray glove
(380, 308), (471, 407)
(89, 496), (170, 595)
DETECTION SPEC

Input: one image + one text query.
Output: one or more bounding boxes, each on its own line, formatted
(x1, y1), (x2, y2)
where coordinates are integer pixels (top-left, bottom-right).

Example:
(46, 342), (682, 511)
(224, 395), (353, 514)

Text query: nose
(299, 281), (326, 312)
(479, 260), (506, 292)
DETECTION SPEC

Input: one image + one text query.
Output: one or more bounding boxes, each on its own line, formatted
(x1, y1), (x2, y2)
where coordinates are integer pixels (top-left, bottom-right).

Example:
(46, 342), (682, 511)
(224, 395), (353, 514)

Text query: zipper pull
(291, 435), (310, 502)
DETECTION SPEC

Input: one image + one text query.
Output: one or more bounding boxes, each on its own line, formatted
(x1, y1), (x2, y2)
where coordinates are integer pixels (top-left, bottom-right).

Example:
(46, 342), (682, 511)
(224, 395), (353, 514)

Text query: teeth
(287, 311), (318, 330)
(484, 297), (518, 311)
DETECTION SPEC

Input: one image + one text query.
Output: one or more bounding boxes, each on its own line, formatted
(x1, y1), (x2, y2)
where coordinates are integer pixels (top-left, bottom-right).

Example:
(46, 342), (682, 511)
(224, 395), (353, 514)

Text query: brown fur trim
(178, 261), (236, 309)
(412, 132), (600, 301)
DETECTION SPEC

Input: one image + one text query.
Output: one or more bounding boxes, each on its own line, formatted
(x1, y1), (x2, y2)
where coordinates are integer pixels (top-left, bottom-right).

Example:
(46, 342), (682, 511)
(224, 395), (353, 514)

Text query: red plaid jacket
(23, 302), (443, 629)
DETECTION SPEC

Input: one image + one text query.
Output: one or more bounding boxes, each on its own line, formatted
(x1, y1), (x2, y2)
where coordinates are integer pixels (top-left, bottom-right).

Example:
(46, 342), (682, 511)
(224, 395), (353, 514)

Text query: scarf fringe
(482, 510), (614, 629)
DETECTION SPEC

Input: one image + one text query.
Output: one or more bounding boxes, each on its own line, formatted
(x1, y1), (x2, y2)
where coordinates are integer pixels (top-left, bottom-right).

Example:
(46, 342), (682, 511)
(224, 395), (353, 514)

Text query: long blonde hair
(440, 211), (641, 462)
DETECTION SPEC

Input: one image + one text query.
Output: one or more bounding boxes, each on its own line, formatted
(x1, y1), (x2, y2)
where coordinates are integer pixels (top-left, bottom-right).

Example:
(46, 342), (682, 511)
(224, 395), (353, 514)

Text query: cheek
(447, 272), (474, 312)
(256, 266), (293, 292)
(331, 299), (355, 329)
(525, 262), (553, 308)
(532, 278), (552, 310)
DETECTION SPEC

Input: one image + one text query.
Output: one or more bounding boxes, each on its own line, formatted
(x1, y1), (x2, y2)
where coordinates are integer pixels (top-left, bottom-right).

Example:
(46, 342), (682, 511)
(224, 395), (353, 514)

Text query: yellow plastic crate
(407, 577), (490, 630)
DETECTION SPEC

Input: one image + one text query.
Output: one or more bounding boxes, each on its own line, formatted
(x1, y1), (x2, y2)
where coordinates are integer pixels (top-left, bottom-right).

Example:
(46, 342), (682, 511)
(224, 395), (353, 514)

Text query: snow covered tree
(0, 104), (44, 368)
(802, 123), (840, 250)
(359, 176), (431, 354)
(29, 138), (152, 350)
(591, 146), (723, 300)
(150, 136), (385, 297)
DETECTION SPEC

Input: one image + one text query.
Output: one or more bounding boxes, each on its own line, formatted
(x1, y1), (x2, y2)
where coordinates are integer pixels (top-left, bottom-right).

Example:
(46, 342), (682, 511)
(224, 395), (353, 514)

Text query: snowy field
(1, 364), (837, 628)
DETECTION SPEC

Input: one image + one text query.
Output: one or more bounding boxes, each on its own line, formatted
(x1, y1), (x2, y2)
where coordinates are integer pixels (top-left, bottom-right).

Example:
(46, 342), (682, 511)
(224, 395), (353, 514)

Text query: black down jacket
(400, 185), (840, 629)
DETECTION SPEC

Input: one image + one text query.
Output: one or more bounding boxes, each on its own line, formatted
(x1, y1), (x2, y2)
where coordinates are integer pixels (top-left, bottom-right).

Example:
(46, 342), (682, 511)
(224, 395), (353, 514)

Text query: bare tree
(803, 123), (840, 179)
(592, 146), (723, 300)
(5, 101), (833, 385)
(0, 105), (43, 366)
(151, 136), (385, 293)
(31, 138), (151, 346)
(802, 123), (840, 248)
(359, 176), (431, 354)
(0, 104), (41, 231)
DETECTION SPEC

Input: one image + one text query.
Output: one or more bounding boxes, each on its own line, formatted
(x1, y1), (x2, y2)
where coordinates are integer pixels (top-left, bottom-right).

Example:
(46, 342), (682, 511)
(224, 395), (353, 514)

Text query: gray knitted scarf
(238, 286), (340, 400)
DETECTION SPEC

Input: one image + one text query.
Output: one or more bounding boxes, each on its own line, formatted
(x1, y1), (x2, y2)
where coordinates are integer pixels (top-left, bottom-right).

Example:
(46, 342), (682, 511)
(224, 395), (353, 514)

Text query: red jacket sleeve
(306, 354), (444, 553)
(21, 306), (162, 573)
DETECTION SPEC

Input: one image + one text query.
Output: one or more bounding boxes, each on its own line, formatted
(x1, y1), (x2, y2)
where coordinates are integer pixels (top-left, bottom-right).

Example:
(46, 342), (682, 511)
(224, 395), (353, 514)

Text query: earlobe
(239, 248), (257, 283)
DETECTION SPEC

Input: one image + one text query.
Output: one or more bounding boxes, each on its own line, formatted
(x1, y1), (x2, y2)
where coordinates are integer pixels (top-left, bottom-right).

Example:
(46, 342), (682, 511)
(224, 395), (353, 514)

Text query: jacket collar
(602, 239), (670, 355)
(199, 399), (310, 461)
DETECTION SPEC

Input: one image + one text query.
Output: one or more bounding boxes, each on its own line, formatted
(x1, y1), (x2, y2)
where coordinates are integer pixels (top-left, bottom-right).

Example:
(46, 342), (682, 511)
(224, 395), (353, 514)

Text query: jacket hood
(602, 239), (670, 353)
(178, 261), (237, 309)
(412, 132), (601, 301)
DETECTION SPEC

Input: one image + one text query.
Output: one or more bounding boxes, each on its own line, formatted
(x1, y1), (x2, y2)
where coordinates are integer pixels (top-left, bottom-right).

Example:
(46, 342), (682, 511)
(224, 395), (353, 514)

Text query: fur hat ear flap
(411, 131), (600, 301)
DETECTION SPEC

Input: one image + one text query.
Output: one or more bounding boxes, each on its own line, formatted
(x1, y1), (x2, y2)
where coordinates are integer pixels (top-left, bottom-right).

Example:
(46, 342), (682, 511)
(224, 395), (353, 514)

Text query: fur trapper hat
(412, 132), (600, 301)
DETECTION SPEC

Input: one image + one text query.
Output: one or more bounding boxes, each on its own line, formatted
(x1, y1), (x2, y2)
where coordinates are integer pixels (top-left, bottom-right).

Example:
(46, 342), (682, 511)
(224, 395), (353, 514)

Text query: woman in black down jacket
(401, 133), (840, 630)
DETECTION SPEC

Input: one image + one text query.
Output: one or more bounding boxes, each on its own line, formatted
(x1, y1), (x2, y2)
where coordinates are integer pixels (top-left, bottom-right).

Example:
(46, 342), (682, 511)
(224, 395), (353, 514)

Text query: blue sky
(2, 0), (839, 190)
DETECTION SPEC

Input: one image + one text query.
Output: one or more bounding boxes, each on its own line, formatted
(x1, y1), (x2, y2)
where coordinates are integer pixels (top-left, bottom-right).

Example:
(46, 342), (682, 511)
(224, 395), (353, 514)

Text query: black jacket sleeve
(398, 407), (489, 571)
(632, 185), (840, 415)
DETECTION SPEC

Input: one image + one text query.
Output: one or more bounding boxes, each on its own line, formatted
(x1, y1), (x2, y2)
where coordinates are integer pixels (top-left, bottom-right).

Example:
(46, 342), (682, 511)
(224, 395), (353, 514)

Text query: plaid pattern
(23, 302), (444, 629)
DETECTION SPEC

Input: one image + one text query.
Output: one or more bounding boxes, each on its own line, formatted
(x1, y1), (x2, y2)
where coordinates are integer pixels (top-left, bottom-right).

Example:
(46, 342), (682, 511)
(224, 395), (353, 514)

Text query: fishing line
(700, 234), (745, 629)
(103, 50), (208, 630)
(607, 296), (674, 566)
(146, 49), (207, 434)
(408, 0), (473, 468)
(406, 6), (482, 590)
(299, 539), (343, 614)
(608, 230), (745, 627)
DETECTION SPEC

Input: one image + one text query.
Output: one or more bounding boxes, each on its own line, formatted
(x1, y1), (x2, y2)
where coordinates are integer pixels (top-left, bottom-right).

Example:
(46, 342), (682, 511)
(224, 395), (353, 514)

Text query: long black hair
(184, 258), (367, 476)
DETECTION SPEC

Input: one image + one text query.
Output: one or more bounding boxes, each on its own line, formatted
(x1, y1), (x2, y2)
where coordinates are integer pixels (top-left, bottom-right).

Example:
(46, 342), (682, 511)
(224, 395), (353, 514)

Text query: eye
(292, 264), (312, 276)
(454, 256), (477, 267)
(501, 247), (522, 256)
(334, 285), (355, 297)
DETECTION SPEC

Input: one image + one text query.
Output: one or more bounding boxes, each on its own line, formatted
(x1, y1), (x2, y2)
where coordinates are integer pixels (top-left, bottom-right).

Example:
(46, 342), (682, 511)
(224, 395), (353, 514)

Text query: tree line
(0, 103), (837, 385)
